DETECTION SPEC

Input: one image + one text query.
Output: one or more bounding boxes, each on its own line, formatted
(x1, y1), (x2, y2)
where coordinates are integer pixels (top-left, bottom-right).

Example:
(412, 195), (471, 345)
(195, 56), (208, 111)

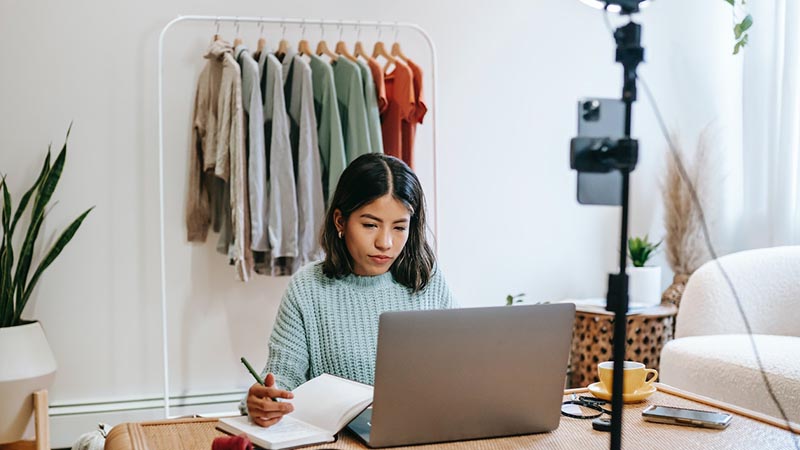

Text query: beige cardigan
(186, 40), (253, 281)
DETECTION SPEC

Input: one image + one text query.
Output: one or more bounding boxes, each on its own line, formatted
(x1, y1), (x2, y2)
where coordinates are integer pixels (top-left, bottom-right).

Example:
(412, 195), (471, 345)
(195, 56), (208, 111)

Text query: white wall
(0, 0), (739, 446)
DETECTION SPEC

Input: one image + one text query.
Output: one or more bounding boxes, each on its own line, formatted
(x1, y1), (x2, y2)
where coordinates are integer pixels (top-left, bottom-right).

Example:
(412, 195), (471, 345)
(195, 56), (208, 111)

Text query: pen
(241, 356), (278, 402)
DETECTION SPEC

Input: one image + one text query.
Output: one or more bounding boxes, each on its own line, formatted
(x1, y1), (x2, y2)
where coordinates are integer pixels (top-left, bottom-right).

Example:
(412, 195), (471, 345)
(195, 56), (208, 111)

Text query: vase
(661, 273), (691, 308)
(627, 266), (662, 307)
(0, 321), (57, 443)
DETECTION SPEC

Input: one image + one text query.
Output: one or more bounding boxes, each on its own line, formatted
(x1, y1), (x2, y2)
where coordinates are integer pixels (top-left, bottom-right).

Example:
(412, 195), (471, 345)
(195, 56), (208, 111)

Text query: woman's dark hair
(321, 153), (435, 292)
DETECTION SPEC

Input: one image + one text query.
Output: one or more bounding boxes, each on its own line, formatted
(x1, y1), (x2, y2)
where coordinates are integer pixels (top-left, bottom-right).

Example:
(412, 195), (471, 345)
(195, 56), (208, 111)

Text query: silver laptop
(347, 303), (576, 447)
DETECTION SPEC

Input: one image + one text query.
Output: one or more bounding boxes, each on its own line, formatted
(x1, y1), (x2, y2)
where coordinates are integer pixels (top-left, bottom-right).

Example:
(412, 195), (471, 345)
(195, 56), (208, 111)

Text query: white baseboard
(48, 391), (245, 449)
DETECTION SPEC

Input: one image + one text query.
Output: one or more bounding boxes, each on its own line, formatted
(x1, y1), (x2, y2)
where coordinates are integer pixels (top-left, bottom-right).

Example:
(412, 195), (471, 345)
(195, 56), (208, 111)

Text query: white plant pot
(0, 322), (57, 443)
(627, 266), (662, 307)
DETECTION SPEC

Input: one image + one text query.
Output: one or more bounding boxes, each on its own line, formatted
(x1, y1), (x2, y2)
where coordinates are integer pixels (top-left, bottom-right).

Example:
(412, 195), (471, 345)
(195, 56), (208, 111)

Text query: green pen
(241, 356), (278, 402)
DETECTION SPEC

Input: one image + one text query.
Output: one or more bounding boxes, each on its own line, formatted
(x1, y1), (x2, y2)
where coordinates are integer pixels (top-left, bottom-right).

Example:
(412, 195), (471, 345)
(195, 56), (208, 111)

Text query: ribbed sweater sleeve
(263, 282), (310, 391)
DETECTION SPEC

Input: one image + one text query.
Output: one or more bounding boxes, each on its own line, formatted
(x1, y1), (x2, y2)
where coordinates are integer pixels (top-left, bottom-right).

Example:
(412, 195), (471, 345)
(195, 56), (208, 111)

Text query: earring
(338, 230), (343, 239)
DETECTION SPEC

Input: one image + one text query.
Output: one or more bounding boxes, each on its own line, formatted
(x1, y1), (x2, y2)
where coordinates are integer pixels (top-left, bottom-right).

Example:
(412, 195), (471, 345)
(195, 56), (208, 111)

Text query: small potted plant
(627, 235), (662, 307)
(0, 127), (92, 443)
(505, 293), (526, 306)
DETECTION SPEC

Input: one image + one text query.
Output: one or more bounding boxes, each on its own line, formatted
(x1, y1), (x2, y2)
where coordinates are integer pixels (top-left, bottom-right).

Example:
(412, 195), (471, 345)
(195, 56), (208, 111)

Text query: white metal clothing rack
(157, 15), (439, 418)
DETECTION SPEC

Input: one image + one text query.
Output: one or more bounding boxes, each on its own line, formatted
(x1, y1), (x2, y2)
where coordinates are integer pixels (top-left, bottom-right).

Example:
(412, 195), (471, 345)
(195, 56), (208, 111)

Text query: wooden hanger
(372, 27), (396, 67)
(391, 42), (408, 62)
(256, 21), (267, 53)
(336, 41), (357, 62)
(317, 40), (338, 61)
(353, 22), (369, 60)
(298, 39), (313, 56)
(233, 20), (243, 47)
(276, 22), (289, 59)
(389, 25), (408, 65)
(297, 21), (312, 56)
(213, 18), (221, 42)
(334, 22), (357, 61)
(316, 24), (338, 61)
(354, 40), (368, 59)
(277, 39), (290, 57)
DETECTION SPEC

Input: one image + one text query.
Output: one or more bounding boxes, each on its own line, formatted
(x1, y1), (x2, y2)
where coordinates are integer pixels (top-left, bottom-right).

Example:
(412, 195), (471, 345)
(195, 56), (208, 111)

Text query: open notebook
(218, 374), (374, 449)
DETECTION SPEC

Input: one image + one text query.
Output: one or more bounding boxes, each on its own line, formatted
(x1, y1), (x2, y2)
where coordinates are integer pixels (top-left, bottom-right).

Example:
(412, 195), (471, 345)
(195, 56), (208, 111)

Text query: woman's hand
(246, 373), (295, 427)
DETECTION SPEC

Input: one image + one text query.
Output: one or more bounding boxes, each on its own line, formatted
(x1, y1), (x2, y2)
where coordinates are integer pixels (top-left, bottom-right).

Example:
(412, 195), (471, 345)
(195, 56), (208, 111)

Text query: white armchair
(659, 246), (800, 423)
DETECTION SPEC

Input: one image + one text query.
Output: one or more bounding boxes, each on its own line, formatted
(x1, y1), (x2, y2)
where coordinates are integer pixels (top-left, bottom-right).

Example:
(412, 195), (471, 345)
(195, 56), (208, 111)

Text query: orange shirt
(381, 60), (415, 165)
(365, 56), (388, 113)
(402, 58), (427, 169)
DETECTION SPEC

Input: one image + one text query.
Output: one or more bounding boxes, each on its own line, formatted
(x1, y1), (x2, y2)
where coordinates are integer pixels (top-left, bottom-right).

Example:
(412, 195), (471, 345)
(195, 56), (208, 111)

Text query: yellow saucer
(587, 382), (656, 403)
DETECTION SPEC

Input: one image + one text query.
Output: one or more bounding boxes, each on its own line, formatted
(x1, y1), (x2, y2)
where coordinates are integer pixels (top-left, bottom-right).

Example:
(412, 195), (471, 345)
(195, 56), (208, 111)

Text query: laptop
(347, 303), (576, 448)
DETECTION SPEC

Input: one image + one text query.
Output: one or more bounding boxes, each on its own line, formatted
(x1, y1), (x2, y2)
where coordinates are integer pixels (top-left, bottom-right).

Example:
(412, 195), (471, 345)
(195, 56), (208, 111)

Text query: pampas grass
(662, 127), (715, 276)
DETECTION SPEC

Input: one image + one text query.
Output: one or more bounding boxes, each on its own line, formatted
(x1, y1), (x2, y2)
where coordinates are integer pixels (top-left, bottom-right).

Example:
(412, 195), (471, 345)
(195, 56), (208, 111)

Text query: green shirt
(356, 59), (384, 154)
(309, 55), (347, 205)
(332, 57), (372, 164)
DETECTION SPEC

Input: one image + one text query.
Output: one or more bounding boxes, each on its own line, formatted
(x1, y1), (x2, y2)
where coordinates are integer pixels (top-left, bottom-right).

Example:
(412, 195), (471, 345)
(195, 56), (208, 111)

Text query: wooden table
(105, 384), (799, 450)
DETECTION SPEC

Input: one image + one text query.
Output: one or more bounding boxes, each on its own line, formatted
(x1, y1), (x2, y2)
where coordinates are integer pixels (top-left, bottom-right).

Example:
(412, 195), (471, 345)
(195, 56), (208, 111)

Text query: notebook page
(218, 415), (329, 448)
(290, 374), (374, 434)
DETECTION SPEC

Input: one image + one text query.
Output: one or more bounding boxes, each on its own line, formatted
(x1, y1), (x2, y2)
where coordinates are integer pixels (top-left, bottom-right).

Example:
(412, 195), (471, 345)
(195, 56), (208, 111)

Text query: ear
(333, 209), (345, 233)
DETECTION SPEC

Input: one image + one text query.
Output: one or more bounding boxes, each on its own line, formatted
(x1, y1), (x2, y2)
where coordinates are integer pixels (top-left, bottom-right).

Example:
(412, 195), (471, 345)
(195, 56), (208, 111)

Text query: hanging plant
(723, 0), (753, 54)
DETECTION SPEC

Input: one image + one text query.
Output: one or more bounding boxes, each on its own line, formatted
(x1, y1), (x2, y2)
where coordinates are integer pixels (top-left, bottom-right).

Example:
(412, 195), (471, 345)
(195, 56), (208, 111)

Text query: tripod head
(580, 0), (650, 15)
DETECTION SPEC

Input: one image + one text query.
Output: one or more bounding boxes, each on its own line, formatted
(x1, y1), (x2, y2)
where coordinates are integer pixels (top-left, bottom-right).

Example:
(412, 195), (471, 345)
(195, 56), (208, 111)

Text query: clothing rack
(157, 15), (439, 418)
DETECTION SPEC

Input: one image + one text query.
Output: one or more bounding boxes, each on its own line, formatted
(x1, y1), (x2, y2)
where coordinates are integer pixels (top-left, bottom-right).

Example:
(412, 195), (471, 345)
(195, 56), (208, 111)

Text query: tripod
(569, 15), (644, 450)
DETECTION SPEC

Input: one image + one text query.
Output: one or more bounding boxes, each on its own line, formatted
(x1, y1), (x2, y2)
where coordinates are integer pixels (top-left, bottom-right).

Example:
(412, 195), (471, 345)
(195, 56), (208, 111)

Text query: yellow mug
(597, 361), (658, 394)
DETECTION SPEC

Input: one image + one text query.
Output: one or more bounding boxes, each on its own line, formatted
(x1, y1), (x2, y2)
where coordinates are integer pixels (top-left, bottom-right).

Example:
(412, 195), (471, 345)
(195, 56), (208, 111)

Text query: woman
(245, 153), (456, 427)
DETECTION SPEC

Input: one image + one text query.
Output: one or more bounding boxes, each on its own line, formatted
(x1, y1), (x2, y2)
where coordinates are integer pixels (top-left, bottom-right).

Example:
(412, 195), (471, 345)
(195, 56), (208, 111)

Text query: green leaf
(1, 178), (10, 235)
(10, 150), (50, 236)
(628, 235), (661, 267)
(32, 142), (65, 221)
(740, 14), (753, 33)
(723, 0), (734, 5)
(734, 24), (743, 40)
(13, 206), (93, 325)
(0, 179), (15, 327)
(14, 141), (66, 307)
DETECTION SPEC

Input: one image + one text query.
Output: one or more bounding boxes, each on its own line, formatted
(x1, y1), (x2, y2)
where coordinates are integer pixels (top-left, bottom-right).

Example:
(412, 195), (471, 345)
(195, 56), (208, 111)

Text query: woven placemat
(123, 389), (799, 450)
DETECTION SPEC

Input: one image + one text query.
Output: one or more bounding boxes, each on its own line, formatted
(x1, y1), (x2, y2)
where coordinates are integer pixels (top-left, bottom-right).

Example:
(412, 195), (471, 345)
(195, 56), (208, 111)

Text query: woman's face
(335, 194), (411, 276)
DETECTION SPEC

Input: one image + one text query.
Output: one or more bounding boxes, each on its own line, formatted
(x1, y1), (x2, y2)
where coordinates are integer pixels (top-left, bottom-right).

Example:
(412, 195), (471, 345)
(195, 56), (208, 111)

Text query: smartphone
(642, 405), (733, 429)
(575, 98), (625, 206)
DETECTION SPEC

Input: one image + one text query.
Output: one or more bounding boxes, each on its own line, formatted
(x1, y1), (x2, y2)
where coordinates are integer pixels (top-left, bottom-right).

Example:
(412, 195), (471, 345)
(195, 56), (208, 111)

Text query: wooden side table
(565, 301), (677, 388)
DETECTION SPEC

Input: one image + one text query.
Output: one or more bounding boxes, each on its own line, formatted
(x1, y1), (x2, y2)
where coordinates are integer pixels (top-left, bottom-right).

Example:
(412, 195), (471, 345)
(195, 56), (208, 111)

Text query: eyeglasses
(561, 394), (613, 419)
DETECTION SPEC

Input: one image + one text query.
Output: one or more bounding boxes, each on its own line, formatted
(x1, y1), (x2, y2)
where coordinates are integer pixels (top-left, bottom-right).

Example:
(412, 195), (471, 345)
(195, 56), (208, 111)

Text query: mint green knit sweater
(260, 262), (455, 391)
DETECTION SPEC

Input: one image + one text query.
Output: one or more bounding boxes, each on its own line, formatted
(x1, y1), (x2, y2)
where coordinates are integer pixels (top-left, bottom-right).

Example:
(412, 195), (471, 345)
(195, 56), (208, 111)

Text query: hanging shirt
(280, 50), (325, 271)
(309, 54), (347, 205)
(236, 45), (269, 254)
(381, 60), (415, 166)
(356, 59), (384, 155)
(332, 57), (372, 163)
(365, 56), (388, 114)
(257, 50), (299, 268)
(186, 40), (229, 243)
(215, 42), (252, 281)
(401, 58), (428, 170)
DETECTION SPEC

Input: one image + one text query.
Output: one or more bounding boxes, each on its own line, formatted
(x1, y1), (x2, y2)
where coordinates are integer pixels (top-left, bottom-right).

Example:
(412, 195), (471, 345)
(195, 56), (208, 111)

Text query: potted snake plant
(0, 127), (92, 443)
